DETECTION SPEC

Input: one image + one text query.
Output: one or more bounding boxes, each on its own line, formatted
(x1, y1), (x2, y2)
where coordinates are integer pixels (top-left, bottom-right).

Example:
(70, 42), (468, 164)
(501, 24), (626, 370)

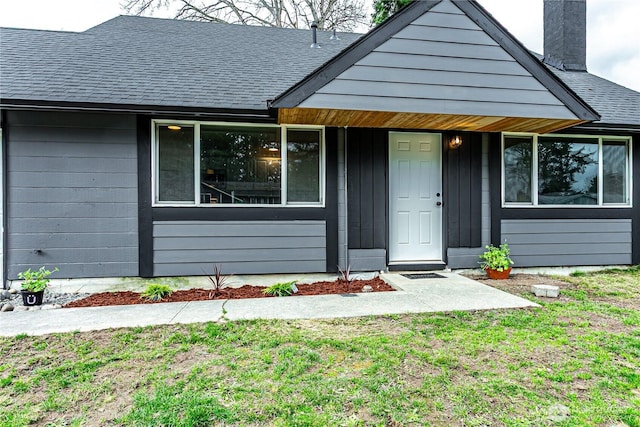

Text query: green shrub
(141, 284), (173, 301)
(18, 266), (58, 292)
(263, 281), (298, 297)
(479, 243), (514, 272)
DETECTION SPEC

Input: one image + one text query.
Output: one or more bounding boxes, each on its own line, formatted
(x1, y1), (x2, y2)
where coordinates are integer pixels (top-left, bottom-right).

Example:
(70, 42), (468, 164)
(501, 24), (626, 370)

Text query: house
(1, 0), (639, 284)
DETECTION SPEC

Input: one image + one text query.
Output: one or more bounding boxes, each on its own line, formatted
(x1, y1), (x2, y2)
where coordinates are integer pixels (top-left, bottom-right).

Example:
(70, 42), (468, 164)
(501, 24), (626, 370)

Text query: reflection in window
(287, 130), (321, 203)
(504, 136), (532, 203)
(200, 125), (281, 204)
(502, 134), (631, 207)
(158, 126), (194, 202)
(603, 141), (628, 204)
(538, 138), (598, 205)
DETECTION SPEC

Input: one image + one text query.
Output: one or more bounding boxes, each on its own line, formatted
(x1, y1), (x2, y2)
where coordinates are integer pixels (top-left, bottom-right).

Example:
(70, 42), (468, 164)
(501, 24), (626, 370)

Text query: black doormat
(401, 273), (446, 279)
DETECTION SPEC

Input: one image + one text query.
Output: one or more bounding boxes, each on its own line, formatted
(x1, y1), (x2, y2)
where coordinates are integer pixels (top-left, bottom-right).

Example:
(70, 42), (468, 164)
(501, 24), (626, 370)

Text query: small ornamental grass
(479, 242), (514, 272)
(140, 284), (173, 301)
(208, 265), (233, 299)
(263, 281), (298, 297)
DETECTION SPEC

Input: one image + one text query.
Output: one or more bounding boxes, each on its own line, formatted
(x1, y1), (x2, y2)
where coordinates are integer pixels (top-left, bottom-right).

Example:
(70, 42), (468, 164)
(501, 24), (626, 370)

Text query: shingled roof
(1, 13), (638, 128)
(0, 15), (361, 112)
(547, 68), (640, 127)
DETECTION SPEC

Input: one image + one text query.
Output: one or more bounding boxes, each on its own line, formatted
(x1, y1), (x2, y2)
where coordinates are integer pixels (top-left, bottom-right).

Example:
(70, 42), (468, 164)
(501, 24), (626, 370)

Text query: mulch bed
(64, 277), (394, 308)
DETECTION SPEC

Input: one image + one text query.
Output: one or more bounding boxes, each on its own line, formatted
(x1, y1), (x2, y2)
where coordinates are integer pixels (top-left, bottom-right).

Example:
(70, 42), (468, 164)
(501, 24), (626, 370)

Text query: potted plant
(18, 266), (58, 306)
(479, 243), (514, 279)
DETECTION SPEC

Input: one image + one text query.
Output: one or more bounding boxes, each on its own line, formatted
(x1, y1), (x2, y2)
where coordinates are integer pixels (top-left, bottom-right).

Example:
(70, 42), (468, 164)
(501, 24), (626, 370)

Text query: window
(157, 126), (194, 203)
(287, 129), (321, 203)
(502, 134), (631, 207)
(154, 121), (324, 206)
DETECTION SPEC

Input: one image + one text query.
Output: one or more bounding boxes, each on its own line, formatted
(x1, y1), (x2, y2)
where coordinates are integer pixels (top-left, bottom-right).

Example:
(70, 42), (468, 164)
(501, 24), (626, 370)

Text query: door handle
(436, 201), (442, 206)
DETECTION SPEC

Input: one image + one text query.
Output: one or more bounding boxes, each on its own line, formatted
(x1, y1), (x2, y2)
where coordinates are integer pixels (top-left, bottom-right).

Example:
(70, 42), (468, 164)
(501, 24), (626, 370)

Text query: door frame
(387, 131), (445, 267)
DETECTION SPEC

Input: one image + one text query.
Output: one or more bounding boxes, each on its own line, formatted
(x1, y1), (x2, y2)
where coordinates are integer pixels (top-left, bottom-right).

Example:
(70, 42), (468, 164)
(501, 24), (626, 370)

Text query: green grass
(1, 269), (639, 426)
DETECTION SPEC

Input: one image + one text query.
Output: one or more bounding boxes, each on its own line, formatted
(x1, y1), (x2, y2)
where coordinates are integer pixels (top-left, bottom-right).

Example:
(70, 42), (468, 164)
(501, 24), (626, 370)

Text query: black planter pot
(21, 290), (44, 306)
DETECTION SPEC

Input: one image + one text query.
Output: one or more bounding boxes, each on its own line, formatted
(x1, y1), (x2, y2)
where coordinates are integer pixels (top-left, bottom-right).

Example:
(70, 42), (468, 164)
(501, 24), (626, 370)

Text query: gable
(273, 0), (599, 133)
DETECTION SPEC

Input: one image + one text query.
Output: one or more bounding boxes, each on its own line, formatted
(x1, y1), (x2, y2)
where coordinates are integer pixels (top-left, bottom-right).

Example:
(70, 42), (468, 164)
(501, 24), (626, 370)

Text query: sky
(0, 0), (639, 92)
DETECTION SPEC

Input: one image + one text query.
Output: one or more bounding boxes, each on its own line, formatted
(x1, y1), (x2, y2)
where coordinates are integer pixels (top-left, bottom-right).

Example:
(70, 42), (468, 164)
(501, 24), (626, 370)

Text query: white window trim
(501, 132), (633, 208)
(151, 120), (326, 207)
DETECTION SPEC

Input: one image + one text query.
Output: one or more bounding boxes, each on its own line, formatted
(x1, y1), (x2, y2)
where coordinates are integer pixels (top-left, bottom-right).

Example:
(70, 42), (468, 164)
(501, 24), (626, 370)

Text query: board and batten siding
(6, 111), (138, 278)
(447, 134), (491, 268)
(345, 128), (387, 271)
(299, 0), (575, 120)
(153, 220), (327, 276)
(502, 219), (632, 266)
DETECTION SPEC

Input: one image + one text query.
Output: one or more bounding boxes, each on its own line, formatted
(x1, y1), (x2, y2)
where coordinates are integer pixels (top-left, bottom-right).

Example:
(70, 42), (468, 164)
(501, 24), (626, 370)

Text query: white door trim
(388, 131), (443, 264)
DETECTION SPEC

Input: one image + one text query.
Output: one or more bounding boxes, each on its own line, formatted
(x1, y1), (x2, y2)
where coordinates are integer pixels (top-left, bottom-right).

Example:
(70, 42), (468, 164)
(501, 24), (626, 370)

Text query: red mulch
(63, 277), (394, 308)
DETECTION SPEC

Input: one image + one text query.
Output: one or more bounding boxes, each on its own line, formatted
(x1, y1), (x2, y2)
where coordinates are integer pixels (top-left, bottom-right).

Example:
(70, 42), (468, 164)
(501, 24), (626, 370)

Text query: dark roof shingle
(547, 68), (640, 126)
(0, 15), (361, 111)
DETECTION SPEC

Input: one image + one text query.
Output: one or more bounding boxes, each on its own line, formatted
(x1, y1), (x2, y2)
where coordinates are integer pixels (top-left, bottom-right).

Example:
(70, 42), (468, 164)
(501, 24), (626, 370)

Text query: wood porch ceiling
(277, 108), (587, 134)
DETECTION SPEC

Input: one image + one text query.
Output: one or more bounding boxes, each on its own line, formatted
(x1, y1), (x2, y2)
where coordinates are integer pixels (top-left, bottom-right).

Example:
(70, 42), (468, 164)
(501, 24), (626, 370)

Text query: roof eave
(0, 98), (275, 121)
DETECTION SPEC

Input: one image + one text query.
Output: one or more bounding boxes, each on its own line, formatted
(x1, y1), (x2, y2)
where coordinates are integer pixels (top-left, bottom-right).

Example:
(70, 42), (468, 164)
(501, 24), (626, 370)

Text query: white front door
(388, 132), (443, 263)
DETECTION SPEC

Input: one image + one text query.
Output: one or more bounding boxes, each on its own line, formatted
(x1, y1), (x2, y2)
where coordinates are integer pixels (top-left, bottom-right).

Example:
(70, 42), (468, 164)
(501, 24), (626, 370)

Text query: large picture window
(154, 121), (324, 206)
(502, 134), (631, 207)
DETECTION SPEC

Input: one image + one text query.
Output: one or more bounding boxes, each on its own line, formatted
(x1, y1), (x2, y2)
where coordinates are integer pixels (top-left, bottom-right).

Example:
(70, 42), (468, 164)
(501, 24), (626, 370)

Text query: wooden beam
(278, 108), (586, 134)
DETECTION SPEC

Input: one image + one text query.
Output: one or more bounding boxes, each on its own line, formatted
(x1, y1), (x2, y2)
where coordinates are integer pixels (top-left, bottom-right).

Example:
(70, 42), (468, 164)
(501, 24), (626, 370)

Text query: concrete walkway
(0, 273), (538, 337)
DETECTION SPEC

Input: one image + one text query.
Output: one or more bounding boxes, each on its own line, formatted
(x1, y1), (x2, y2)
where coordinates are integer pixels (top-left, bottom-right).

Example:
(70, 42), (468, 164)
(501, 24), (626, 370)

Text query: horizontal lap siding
(6, 111), (138, 278)
(348, 249), (386, 271)
(153, 220), (326, 276)
(299, 0), (575, 120)
(501, 219), (632, 266)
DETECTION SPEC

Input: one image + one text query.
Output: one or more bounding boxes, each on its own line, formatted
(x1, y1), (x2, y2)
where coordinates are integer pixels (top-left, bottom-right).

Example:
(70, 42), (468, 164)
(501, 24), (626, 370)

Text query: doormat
(401, 273), (446, 279)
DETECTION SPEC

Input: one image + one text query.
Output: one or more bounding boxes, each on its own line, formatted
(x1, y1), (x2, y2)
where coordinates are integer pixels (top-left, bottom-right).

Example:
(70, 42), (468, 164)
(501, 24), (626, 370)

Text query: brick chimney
(543, 0), (587, 71)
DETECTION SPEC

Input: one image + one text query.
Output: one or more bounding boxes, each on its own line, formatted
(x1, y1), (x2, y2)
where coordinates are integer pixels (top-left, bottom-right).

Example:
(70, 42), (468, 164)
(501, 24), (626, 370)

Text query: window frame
(152, 120), (326, 207)
(501, 132), (633, 208)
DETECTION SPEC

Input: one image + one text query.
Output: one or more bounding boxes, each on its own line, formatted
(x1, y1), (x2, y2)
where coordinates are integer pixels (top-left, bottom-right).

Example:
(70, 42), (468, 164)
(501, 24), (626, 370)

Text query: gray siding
(447, 247), (484, 270)
(337, 129), (348, 268)
(153, 220), (326, 276)
(501, 219), (632, 266)
(6, 111), (138, 278)
(299, 0), (576, 120)
(348, 249), (386, 272)
(481, 134), (491, 246)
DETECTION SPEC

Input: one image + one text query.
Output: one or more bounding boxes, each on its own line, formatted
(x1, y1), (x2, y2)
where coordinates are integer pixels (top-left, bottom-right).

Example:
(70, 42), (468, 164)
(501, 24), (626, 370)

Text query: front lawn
(1, 268), (638, 426)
